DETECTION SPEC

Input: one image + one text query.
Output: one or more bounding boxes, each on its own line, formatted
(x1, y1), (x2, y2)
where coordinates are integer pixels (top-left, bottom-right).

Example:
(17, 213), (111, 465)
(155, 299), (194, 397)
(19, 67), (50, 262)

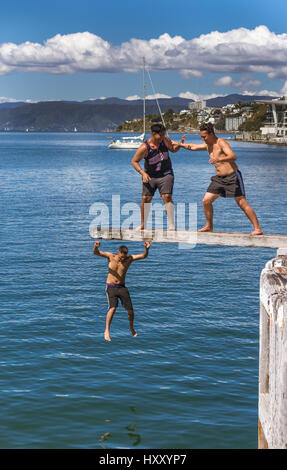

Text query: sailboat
(108, 59), (147, 150)
(108, 133), (145, 149)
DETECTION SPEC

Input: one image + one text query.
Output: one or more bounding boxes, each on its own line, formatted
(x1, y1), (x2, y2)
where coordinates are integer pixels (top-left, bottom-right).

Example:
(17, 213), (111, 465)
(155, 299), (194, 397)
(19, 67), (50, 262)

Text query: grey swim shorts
(142, 173), (174, 196)
(206, 170), (246, 198)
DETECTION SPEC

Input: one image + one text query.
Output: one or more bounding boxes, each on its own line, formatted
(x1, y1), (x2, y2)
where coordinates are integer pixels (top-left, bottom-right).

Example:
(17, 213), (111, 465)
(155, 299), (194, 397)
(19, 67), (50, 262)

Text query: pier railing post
(259, 248), (287, 449)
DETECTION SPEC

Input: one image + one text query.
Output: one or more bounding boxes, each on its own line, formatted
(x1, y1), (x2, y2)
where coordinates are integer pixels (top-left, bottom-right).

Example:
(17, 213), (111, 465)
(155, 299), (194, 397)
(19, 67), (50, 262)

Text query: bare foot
(104, 331), (111, 342)
(250, 229), (263, 236)
(130, 328), (138, 338)
(168, 225), (176, 231)
(135, 225), (144, 231)
(198, 225), (213, 232)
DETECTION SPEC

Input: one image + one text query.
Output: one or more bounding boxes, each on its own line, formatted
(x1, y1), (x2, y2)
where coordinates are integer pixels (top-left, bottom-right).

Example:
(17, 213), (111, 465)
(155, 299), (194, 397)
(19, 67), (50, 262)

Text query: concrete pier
(90, 227), (287, 249)
(258, 249), (287, 449)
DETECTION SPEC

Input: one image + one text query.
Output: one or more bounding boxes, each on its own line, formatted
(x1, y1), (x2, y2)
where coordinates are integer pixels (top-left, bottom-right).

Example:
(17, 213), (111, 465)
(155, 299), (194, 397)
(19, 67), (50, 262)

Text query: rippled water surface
(1, 132), (286, 448)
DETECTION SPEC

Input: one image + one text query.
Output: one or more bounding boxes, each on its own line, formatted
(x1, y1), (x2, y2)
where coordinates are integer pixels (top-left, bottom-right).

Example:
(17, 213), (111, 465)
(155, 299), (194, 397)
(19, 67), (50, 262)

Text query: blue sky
(1, 0), (287, 102)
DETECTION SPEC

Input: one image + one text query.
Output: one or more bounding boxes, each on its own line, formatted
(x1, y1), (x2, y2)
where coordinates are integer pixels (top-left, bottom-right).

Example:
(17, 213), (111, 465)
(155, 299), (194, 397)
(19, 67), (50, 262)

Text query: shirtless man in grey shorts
(131, 123), (181, 230)
(93, 241), (151, 341)
(177, 122), (263, 235)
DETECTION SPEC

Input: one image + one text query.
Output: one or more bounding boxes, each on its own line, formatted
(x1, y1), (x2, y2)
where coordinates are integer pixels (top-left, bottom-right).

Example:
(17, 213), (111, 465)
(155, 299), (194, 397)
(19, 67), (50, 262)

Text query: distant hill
(205, 94), (278, 107)
(0, 101), (135, 132)
(0, 94), (278, 131)
(82, 94), (278, 108)
(0, 102), (27, 109)
(83, 96), (193, 108)
(0, 99), (192, 132)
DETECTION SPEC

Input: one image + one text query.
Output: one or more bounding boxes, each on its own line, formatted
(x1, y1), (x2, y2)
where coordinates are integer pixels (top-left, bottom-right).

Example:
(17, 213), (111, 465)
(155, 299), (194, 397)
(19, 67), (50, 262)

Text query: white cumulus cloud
(146, 93), (171, 100)
(180, 70), (203, 79)
(213, 74), (281, 97)
(126, 93), (171, 100)
(214, 75), (261, 89)
(241, 89), (279, 97)
(0, 96), (35, 103)
(0, 26), (286, 89)
(214, 76), (234, 87)
(178, 91), (222, 101)
(125, 95), (141, 100)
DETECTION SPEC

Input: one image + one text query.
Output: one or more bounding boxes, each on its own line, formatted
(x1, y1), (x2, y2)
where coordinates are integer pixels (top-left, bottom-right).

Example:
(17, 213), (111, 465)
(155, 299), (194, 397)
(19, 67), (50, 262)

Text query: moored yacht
(108, 58), (146, 150)
(109, 133), (145, 149)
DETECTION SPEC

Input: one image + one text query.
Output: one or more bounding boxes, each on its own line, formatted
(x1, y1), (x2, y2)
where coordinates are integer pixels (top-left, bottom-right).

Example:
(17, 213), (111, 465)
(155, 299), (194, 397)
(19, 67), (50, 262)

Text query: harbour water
(0, 132), (286, 449)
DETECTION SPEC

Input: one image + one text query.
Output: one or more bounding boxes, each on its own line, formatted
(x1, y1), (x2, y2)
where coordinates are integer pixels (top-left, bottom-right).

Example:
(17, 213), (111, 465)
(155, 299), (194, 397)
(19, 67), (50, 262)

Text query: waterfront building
(188, 100), (206, 111)
(258, 99), (287, 138)
(225, 116), (246, 131)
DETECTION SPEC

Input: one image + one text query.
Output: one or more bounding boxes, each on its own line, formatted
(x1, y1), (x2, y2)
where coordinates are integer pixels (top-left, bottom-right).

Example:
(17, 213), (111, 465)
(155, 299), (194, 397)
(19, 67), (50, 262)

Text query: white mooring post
(259, 248), (287, 448)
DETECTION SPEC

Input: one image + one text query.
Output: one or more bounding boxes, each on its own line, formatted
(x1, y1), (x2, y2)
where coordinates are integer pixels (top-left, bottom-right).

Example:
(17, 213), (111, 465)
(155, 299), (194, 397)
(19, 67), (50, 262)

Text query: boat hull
(109, 141), (142, 149)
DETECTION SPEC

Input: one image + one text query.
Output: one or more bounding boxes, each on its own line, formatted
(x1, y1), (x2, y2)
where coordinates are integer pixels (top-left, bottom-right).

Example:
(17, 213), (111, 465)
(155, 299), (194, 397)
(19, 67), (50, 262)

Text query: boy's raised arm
(131, 241), (151, 261)
(172, 134), (207, 151)
(93, 241), (112, 259)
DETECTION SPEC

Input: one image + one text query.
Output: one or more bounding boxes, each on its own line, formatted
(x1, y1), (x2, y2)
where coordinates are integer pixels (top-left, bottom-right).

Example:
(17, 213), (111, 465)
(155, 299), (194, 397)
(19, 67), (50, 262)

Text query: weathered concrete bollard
(259, 248), (287, 449)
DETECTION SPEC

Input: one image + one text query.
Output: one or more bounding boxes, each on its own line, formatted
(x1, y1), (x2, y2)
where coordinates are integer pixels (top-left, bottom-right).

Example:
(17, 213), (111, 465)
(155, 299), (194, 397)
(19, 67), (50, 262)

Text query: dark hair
(151, 123), (166, 134)
(118, 245), (128, 254)
(199, 122), (215, 134)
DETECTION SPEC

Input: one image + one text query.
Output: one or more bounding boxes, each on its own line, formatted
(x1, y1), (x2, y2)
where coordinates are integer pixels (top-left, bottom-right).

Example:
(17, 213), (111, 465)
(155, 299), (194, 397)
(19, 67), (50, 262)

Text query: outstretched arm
(131, 241), (151, 261)
(177, 135), (207, 151)
(93, 241), (112, 259)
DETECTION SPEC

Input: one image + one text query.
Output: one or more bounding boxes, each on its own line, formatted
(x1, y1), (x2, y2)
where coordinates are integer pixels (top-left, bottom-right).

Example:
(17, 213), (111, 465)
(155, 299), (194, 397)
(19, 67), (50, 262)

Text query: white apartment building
(225, 116), (246, 131)
(188, 100), (207, 111)
(258, 99), (287, 138)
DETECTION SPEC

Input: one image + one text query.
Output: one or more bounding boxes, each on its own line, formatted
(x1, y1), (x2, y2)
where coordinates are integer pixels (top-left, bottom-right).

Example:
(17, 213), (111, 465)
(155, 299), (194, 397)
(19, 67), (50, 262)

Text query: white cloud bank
(126, 95), (141, 101)
(214, 76), (261, 89)
(0, 25), (287, 83)
(213, 75), (282, 97)
(126, 93), (171, 100)
(0, 96), (35, 103)
(178, 91), (221, 101)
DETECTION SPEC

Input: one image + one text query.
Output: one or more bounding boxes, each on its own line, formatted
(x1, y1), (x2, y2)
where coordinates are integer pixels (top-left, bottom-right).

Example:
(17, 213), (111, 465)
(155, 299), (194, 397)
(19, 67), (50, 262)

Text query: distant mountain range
(0, 102), (27, 109)
(0, 94), (278, 132)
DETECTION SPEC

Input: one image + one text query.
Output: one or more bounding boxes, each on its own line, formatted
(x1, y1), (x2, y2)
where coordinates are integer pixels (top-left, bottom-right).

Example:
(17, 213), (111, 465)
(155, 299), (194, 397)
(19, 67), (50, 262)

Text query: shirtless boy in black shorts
(177, 122), (263, 235)
(93, 241), (151, 341)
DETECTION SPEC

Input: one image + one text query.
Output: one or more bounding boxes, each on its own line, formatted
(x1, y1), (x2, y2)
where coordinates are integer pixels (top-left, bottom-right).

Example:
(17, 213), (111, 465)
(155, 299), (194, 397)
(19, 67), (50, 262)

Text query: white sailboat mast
(143, 57), (146, 140)
(146, 66), (168, 135)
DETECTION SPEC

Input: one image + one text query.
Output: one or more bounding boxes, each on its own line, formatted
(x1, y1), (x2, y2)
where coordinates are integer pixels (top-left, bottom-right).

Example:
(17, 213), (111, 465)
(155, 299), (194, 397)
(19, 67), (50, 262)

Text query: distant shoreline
(230, 138), (287, 146)
(104, 129), (229, 135)
(0, 129), (229, 134)
(106, 129), (287, 145)
(2, 130), (286, 145)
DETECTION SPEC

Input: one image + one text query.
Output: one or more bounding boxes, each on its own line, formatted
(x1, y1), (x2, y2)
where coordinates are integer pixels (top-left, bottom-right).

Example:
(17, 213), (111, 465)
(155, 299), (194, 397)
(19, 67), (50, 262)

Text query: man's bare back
(94, 241), (151, 341)
(106, 254), (133, 285)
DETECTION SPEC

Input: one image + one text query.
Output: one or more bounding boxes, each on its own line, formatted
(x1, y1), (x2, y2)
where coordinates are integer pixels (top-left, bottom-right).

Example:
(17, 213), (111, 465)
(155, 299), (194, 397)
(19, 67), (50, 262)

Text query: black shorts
(142, 173), (174, 197)
(206, 170), (246, 198)
(106, 285), (133, 311)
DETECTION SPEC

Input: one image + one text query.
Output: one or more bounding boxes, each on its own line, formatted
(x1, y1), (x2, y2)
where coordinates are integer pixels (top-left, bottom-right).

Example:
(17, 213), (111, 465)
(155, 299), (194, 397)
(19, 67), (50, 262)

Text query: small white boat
(109, 58), (147, 150)
(108, 58), (167, 150)
(108, 133), (145, 149)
